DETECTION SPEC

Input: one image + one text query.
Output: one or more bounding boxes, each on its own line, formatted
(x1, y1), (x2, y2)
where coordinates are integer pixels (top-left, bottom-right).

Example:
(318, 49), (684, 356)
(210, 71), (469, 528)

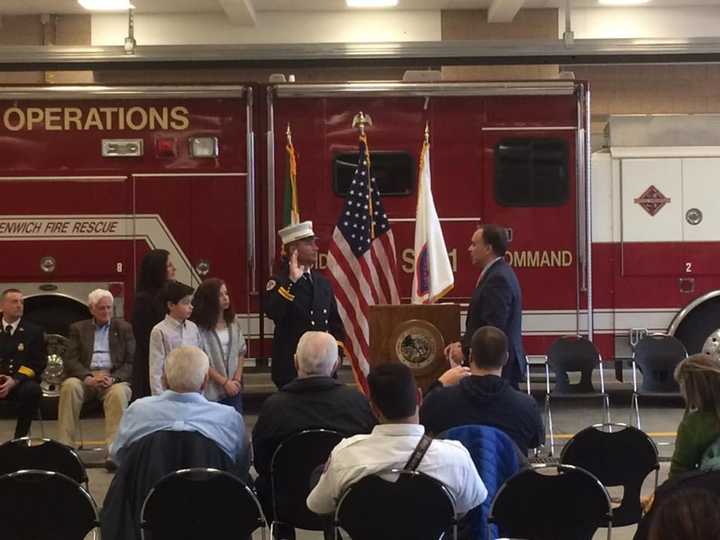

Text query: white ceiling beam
(488, 0), (525, 23)
(218, 0), (256, 26)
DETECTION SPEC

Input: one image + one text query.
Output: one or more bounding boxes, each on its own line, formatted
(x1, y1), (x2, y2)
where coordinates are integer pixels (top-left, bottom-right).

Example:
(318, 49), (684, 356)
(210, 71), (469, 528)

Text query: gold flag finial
(352, 111), (373, 136)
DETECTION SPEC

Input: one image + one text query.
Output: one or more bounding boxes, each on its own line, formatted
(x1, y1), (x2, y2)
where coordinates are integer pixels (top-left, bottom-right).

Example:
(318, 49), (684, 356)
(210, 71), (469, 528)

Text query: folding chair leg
(545, 395), (555, 456)
(631, 393), (642, 430)
(603, 395), (612, 425)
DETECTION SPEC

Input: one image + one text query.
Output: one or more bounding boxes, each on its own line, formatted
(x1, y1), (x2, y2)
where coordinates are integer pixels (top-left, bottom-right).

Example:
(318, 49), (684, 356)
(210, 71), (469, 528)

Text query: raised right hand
(289, 249), (303, 282)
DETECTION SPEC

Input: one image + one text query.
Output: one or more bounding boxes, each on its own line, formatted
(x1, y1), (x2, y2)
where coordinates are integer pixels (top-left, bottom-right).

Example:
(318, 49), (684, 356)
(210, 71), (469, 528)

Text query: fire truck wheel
(674, 299), (720, 355)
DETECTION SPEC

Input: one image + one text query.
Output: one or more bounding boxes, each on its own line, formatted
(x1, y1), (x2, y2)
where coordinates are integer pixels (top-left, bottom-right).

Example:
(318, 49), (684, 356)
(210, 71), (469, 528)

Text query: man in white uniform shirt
(307, 362), (487, 517)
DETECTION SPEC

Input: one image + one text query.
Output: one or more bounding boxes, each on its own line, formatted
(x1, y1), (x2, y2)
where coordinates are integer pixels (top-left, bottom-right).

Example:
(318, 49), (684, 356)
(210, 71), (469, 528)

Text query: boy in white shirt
(148, 281), (200, 395)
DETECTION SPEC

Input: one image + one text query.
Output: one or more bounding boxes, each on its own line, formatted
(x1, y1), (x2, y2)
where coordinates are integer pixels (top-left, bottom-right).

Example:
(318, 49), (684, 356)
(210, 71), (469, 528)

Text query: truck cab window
(495, 138), (569, 207)
(333, 152), (413, 197)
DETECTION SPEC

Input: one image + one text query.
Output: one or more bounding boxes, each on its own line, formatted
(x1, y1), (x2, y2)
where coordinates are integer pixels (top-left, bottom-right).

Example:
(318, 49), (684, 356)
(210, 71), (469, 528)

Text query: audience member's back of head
(165, 346), (209, 393)
(295, 331), (338, 378)
(470, 326), (509, 370)
(648, 487), (720, 540)
(367, 363), (417, 421)
(675, 354), (720, 418)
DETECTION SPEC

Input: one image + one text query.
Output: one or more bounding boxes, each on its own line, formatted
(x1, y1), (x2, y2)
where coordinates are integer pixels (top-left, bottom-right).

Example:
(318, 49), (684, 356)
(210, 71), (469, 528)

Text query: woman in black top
(130, 249), (175, 399)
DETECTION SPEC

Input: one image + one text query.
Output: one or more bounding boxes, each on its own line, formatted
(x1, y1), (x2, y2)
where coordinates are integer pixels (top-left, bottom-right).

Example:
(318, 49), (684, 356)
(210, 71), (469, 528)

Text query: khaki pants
(57, 376), (132, 449)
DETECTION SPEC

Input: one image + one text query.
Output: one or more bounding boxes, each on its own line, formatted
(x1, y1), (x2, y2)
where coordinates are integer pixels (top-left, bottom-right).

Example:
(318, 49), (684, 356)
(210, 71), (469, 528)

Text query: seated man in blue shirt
(110, 345), (248, 470)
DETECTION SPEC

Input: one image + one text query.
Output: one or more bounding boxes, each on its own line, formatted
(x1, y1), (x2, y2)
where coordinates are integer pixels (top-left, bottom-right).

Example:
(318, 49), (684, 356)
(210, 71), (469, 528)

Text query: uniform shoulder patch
(265, 279), (277, 291)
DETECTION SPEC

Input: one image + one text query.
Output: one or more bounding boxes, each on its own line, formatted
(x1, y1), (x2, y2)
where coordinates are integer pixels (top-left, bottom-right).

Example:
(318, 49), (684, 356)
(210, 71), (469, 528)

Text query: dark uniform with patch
(264, 265), (344, 389)
(0, 316), (46, 438)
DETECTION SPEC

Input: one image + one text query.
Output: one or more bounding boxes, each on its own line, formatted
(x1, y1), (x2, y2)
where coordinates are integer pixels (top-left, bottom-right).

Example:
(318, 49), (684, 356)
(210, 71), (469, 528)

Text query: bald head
(295, 331), (339, 378)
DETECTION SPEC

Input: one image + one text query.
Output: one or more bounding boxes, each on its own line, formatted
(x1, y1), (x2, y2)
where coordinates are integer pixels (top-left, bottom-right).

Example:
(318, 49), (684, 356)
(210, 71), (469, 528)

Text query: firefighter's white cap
(278, 221), (315, 245)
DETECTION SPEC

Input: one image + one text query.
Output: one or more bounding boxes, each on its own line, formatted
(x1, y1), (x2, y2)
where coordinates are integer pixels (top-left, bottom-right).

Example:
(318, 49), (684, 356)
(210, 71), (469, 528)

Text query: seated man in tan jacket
(58, 288), (134, 469)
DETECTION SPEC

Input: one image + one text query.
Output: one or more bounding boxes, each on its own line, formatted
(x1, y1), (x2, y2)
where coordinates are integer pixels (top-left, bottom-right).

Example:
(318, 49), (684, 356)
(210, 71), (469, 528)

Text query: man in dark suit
(264, 221), (344, 389)
(0, 288), (46, 438)
(445, 224), (525, 387)
(58, 288), (134, 466)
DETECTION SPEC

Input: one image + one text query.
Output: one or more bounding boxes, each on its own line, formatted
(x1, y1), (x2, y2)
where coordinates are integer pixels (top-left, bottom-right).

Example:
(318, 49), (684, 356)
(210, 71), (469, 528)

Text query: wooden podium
(368, 304), (461, 393)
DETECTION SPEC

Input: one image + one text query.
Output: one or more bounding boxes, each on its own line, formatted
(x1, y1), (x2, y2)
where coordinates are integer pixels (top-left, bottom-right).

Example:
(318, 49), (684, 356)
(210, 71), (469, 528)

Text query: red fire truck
(0, 82), (717, 375)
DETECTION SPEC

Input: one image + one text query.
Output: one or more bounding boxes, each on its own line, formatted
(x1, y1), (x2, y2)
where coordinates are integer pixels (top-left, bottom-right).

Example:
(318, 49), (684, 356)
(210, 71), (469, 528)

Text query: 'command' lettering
(506, 250), (573, 268)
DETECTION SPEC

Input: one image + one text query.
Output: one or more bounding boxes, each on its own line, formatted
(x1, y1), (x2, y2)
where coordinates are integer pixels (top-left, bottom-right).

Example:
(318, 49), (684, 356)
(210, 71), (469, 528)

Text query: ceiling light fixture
(78, 0), (135, 11)
(598, 0), (650, 5)
(346, 0), (399, 8)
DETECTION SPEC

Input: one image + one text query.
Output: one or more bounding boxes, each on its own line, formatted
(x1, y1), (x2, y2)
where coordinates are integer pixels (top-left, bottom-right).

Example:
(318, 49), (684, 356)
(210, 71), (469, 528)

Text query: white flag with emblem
(411, 130), (454, 304)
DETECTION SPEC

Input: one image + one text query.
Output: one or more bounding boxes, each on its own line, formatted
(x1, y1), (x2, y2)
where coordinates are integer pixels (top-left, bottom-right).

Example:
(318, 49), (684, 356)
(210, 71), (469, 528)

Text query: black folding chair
(541, 335), (611, 454)
(140, 467), (268, 540)
(488, 464), (612, 540)
(270, 429), (343, 538)
(561, 423), (659, 527)
(0, 437), (88, 488)
(0, 469), (99, 540)
(631, 333), (687, 429)
(334, 469), (457, 540)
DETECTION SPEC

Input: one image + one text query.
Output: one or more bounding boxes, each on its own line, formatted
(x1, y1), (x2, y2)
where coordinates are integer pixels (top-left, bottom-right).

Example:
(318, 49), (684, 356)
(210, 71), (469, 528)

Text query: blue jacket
(463, 259), (525, 385)
(443, 425), (524, 540)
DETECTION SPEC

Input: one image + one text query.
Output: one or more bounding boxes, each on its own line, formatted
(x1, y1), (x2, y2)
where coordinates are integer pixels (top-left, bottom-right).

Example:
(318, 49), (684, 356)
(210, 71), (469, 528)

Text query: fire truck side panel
(271, 90), (583, 356)
(592, 144), (720, 357)
(0, 95), (252, 343)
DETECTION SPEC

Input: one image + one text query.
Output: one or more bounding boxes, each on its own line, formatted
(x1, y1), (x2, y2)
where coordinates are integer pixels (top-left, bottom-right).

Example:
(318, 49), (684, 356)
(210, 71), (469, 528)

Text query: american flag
(327, 134), (400, 394)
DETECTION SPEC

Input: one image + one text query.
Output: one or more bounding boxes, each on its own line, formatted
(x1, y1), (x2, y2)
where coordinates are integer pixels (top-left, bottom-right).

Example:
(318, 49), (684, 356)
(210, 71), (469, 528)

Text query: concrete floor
(0, 380), (685, 540)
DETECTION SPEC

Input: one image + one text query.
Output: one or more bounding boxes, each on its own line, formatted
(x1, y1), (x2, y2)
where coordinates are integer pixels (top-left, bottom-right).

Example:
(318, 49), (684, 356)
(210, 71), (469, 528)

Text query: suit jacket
(0, 315), (46, 382)
(264, 266), (344, 388)
(63, 318), (135, 383)
(463, 258), (525, 384)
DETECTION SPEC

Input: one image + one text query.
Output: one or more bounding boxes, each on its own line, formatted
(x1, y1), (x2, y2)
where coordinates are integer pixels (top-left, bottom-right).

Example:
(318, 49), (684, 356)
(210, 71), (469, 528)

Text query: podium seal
(390, 319), (445, 375)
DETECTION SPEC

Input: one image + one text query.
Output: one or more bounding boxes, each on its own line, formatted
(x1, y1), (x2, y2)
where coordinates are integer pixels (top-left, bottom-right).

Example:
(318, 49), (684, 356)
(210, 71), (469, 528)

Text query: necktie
(5, 325), (12, 336)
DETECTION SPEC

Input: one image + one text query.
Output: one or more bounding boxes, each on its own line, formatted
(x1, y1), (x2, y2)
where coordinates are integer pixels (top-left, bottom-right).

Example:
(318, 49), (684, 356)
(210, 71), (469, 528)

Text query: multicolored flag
(412, 127), (454, 303)
(283, 125), (300, 226)
(326, 133), (400, 394)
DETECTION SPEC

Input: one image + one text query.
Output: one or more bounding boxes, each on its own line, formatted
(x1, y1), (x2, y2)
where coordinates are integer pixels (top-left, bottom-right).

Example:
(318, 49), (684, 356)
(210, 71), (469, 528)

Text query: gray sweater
(198, 319), (246, 402)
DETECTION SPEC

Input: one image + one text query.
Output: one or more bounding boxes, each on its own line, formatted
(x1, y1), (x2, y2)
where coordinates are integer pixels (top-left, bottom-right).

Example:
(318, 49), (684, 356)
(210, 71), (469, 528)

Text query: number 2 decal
(685, 262), (693, 273)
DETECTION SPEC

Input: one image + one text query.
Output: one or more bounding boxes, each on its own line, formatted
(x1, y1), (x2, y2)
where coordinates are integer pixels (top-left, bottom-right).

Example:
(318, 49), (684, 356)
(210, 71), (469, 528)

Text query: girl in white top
(191, 278), (247, 412)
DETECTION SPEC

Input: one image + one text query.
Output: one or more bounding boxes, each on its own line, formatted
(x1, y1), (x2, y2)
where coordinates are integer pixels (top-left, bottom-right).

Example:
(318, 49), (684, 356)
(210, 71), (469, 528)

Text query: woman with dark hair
(192, 278), (246, 412)
(131, 249), (175, 399)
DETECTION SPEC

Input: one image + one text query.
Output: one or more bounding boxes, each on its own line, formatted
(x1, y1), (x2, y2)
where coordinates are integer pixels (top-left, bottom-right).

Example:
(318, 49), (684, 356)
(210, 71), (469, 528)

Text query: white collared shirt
(2, 318), (19, 336)
(307, 423), (487, 516)
(148, 315), (201, 395)
(90, 321), (112, 371)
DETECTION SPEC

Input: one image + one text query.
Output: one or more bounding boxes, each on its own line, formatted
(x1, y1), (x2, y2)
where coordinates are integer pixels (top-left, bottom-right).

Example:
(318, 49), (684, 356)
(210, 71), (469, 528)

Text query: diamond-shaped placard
(634, 185), (671, 217)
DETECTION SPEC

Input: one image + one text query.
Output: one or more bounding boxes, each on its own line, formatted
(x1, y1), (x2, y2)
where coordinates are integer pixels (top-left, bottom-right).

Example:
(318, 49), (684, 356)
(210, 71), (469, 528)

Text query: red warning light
(156, 137), (176, 157)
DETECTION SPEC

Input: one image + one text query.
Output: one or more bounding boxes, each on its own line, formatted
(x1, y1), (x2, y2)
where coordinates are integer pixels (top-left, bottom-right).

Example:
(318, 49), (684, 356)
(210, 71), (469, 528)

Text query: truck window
(333, 152), (413, 197)
(495, 138), (569, 207)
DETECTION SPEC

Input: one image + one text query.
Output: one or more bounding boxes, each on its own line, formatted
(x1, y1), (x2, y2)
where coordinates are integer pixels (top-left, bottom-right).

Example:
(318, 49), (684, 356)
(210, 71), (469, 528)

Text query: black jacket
(464, 259), (525, 385)
(263, 267), (344, 388)
(420, 375), (544, 456)
(252, 376), (376, 480)
(101, 430), (242, 540)
(130, 290), (164, 399)
(0, 315), (46, 382)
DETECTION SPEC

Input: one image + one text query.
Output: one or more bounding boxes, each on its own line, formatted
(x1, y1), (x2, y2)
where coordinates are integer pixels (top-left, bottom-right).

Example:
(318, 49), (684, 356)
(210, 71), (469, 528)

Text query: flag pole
(352, 111), (375, 238)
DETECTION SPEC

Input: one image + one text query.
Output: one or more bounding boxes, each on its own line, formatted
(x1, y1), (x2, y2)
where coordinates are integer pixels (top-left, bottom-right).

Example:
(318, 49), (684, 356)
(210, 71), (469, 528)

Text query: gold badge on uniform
(17, 343), (24, 352)
(266, 279), (277, 291)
